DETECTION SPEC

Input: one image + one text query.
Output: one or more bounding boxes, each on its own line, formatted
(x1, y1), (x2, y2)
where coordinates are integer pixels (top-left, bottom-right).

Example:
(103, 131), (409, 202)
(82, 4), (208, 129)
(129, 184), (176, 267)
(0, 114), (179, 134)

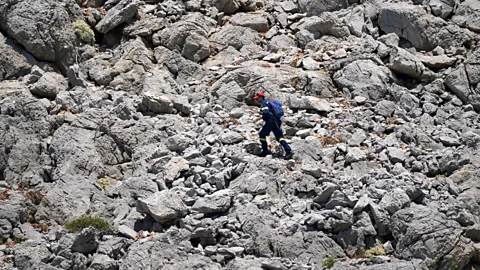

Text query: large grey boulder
(0, 199), (26, 239)
(378, 3), (472, 51)
(0, 0), (81, 75)
(212, 0), (240, 14)
(288, 95), (332, 113)
(210, 26), (260, 53)
(297, 0), (348, 15)
(267, 34), (296, 53)
(391, 205), (475, 269)
(333, 59), (393, 100)
(95, 0), (141, 34)
(192, 189), (233, 214)
(13, 241), (51, 270)
(296, 12), (352, 39)
(234, 203), (345, 265)
(378, 188), (410, 215)
(154, 46), (205, 85)
(429, 0), (455, 19)
(388, 47), (436, 82)
(89, 254), (118, 270)
(156, 13), (215, 62)
(452, 0), (480, 32)
(229, 13), (269, 32)
(71, 227), (99, 254)
(119, 237), (221, 269)
(136, 190), (189, 223)
(445, 63), (480, 111)
(0, 33), (32, 81)
(29, 71), (68, 99)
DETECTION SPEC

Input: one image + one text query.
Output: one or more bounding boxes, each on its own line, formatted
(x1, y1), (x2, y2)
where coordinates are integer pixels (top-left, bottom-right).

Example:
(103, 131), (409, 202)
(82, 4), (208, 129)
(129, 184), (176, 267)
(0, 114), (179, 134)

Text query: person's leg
(259, 123), (273, 154)
(272, 122), (292, 154)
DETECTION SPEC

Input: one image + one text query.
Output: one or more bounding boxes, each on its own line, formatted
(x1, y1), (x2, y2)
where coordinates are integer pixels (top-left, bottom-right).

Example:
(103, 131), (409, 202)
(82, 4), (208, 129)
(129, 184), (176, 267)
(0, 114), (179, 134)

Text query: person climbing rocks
(253, 91), (294, 160)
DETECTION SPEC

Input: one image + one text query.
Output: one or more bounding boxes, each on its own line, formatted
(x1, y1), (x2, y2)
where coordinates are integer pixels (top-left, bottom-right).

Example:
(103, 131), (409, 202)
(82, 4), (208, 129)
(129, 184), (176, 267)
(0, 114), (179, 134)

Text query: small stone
(354, 96), (367, 104)
(118, 225), (137, 240)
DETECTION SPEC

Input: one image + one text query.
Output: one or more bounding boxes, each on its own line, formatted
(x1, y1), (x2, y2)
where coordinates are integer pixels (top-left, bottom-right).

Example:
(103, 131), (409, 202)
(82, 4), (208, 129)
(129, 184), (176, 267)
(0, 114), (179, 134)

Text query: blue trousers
(259, 120), (291, 153)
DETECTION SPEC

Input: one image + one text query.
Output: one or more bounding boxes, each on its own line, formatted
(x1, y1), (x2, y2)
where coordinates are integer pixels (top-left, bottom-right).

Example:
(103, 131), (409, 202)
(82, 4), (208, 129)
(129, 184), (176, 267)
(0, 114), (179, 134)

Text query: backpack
(269, 100), (284, 118)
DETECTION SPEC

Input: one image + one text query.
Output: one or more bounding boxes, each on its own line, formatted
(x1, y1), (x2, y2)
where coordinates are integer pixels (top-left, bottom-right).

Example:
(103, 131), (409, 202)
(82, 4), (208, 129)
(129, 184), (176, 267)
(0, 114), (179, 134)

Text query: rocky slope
(1, 0), (480, 269)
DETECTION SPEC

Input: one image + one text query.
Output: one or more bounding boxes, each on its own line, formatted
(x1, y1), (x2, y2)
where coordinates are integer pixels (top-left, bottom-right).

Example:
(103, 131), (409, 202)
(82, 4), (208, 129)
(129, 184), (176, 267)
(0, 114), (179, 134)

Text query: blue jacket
(260, 100), (280, 124)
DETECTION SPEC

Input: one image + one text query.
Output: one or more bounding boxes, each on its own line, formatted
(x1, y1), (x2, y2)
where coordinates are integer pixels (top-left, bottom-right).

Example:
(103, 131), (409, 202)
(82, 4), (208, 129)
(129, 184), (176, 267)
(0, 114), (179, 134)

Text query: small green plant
(11, 236), (27, 243)
(97, 178), (111, 189)
(64, 216), (110, 233)
(72, 20), (95, 44)
(450, 261), (458, 270)
(321, 255), (336, 269)
(365, 246), (386, 258)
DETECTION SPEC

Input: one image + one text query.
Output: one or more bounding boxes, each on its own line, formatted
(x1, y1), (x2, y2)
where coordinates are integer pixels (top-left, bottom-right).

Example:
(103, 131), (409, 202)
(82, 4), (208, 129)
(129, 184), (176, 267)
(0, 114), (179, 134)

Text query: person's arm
(260, 100), (271, 121)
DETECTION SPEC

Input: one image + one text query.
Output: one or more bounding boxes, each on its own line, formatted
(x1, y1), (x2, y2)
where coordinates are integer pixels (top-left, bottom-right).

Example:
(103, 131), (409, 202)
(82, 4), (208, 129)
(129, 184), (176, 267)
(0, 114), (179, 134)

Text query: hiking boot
(259, 150), (272, 157)
(283, 151), (294, 160)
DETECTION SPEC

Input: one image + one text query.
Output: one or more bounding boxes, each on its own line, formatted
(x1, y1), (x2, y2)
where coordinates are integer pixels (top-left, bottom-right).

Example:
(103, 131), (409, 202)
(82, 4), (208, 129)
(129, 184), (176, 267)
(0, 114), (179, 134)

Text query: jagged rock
(13, 241), (51, 269)
(166, 134), (192, 152)
(164, 157), (189, 182)
(391, 204), (475, 269)
(297, 12), (351, 39)
(97, 237), (133, 259)
(418, 54), (457, 69)
(192, 189), (233, 214)
(0, 0), (80, 74)
(29, 71), (68, 99)
(430, 0), (455, 19)
(452, 0), (480, 32)
(388, 47), (436, 82)
(229, 13), (269, 32)
(345, 147), (367, 164)
(0, 33), (32, 81)
(154, 46), (205, 85)
(118, 225), (137, 240)
(220, 131), (244, 144)
(313, 182), (340, 203)
(155, 13), (215, 62)
(89, 254), (118, 270)
(267, 34), (296, 53)
(378, 3), (472, 51)
(212, 0), (240, 14)
(211, 26), (260, 53)
(71, 227), (99, 254)
(325, 190), (354, 209)
(96, 0), (142, 34)
(445, 64), (479, 111)
(136, 190), (189, 223)
(333, 60), (393, 100)
(387, 147), (407, 164)
(379, 188), (410, 215)
(297, 0), (348, 15)
(353, 195), (370, 213)
(288, 95), (332, 112)
(377, 33), (400, 47)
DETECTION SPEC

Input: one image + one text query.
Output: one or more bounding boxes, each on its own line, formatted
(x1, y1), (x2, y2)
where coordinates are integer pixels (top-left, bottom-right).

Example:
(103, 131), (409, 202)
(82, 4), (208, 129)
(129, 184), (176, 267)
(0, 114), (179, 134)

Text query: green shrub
(365, 246), (385, 258)
(64, 216), (110, 233)
(321, 255), (336, 269)
(72, 20), (95, 44)
(97, 178), (111, 189)
(365, 246), (386, 258)
(450, 261), (458, 270)
(11, 236), (27, 243)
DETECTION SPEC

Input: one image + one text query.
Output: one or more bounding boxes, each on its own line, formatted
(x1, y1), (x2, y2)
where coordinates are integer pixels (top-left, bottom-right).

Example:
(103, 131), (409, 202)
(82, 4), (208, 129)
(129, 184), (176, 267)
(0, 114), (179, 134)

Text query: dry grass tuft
(316, 135), (344, 146)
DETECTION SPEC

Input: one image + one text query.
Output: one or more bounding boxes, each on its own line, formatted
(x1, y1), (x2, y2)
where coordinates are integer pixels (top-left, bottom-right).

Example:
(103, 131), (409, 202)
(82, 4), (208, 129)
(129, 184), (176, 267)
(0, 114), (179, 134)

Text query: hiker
(253, 92), (294, 159)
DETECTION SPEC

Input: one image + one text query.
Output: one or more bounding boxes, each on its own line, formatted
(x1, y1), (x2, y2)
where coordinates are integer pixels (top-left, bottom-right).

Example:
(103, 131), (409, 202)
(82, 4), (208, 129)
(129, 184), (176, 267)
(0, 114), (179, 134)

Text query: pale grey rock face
(0, 0), (81, 75)
(1, 0), (480, 269)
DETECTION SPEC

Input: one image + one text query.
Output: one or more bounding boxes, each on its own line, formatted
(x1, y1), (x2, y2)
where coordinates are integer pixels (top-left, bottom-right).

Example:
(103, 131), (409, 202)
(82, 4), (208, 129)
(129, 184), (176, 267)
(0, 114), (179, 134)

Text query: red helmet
(253, 92), (265, 99)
